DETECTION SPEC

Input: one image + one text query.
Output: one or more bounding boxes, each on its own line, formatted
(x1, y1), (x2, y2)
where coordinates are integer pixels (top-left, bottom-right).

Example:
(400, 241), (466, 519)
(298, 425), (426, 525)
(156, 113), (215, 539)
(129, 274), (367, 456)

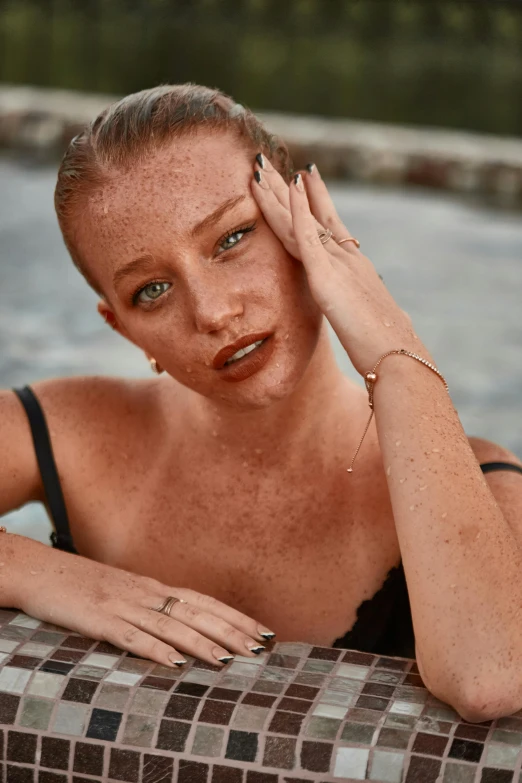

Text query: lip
(213, 331), (273, 370)
(215, 334), (275, 383)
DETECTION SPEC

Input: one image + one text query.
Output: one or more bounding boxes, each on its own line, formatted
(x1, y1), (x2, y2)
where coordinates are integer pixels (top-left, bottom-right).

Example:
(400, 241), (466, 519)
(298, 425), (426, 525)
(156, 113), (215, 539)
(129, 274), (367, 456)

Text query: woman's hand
(14, 537), (271, 668)
(252, 157), (425, 376)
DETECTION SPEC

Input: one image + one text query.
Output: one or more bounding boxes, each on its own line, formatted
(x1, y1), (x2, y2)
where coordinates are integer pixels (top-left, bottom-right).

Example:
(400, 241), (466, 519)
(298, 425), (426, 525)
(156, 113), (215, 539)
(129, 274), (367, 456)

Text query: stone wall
(1, 85), (522, 208)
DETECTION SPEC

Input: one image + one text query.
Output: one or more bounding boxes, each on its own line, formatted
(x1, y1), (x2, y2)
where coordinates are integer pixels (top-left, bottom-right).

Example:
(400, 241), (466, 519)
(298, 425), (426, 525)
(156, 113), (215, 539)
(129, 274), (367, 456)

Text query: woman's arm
(373, 354), (522, 722)
(251, 157), (522, 721)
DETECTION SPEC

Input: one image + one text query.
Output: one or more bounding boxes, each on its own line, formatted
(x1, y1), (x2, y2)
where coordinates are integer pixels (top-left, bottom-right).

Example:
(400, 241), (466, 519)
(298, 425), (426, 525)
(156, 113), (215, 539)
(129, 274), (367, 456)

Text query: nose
(189, 276), (244, 334)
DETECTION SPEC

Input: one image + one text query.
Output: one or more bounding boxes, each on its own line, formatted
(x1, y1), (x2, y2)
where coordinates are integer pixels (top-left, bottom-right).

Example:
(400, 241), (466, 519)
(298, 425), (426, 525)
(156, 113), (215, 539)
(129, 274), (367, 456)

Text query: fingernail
(217, 655), (235, 664)
(247, 643), (266, 655)
(255, 152), (265, 169)
(257, 626), (276, 640)
(306, 163), (316, 175)
(169, 655), (187, 667)
(254, 170), (270, 190)
(293, 173), (305, 192)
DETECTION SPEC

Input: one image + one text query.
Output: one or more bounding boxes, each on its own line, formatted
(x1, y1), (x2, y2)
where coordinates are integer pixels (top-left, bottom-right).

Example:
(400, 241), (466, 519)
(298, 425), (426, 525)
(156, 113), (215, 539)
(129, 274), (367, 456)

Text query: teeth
(225, 339), (264, 366)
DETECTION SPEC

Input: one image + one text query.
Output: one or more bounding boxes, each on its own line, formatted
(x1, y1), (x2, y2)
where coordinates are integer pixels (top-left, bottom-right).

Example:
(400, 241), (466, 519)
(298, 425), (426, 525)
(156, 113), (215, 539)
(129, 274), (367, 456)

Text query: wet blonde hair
(54, 83), (292, 294)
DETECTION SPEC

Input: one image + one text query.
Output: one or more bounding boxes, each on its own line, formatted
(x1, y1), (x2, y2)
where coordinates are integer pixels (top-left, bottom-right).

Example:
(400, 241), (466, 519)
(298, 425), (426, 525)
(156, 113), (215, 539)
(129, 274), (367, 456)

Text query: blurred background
(1, 0), (522, 543)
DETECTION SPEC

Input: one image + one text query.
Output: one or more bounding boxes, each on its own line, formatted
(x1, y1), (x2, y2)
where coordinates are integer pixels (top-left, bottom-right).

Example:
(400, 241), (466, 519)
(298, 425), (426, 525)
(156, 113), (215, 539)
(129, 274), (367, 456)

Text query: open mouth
(214, 333), (275, 383)
(224, 338), (266, 366)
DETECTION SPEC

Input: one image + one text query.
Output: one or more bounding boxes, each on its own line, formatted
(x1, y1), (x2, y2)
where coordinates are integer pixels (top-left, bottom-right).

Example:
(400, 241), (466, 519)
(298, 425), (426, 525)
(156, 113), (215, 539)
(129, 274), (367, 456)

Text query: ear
(97, 300), (134, 343)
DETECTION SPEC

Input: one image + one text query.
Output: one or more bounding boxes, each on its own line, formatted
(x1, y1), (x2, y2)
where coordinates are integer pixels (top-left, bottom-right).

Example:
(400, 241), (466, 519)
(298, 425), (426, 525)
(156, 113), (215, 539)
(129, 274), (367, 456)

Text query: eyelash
(131, 221), (257, 306)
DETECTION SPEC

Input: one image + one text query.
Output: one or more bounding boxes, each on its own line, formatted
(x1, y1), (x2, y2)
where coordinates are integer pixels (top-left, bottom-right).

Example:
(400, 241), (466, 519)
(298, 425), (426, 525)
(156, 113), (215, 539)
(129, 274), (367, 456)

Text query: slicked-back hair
(54, 83), (292, 294)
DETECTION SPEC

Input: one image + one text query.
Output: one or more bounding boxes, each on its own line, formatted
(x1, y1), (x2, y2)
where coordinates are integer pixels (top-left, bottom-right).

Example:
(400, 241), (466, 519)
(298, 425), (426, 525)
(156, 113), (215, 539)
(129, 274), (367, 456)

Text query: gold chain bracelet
(347, 349), (449, 473)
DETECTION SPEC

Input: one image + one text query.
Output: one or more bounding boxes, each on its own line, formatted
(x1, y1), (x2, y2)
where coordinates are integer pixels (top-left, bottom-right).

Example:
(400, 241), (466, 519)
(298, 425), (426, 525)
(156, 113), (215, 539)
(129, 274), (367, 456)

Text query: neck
(183, 323), (359, 460)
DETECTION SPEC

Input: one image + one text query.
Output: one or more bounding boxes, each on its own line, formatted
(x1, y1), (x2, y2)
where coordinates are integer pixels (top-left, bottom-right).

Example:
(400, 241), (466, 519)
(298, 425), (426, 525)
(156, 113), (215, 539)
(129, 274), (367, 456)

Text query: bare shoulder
(467, 435), (522, 469)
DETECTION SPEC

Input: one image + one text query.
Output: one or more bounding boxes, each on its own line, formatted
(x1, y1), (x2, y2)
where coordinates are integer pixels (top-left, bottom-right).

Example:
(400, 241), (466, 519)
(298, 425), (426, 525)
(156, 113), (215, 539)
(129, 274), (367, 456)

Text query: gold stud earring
(150, 358), (164, 375)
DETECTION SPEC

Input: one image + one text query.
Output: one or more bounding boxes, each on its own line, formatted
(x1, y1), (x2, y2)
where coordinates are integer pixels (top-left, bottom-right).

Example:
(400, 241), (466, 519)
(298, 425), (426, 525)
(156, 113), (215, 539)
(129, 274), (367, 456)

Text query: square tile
(62, 678), (99, 704)
(412, 732), (449, 757)
(17, 642), (54, 658)
(53, 702), (89, 736)
(95, 683), (132, 711)
(0, 692), (21, 723)
(19, 697), (53, 730)
(389, 700), (423, 716)
(268, 711), (304, 736)
(233, 705), (269, 731)
(406, 755), (441, 782)
(302, 659), (335, 674)
(199, 699), (235, 725)
(225, 730), (258, 762)
(312, 703), (347, 720)
(82, 653), (119, 669)
(122, 714), (156, 747)
(334, 746), (369, 779)
(370, 750), (405, 782)
(449, 738), (484, 764)
(108, 748), (140, 782)
(485, 743), (519, 768)
(301, 739), (333, 773)
(142, 753), (173, 783)
(305, 716), (341, 740)
(104, 670), (142, 686)
(0, 667), (31, 694)
(86, 708), (123, 741)
(336, 663), (370, 680)
(0, 640), (19, 653)
(192, 725), (225, 757)
(73, 741), (104, 776)
(278, 696), (311, 713)
(263, 735), (296, 769)
(183, 669), (220, 686)
(7, 730), (37, 764)
(41, 736), (71, 770)
(156, 719), (191, 752)
(377, 727), (410, 749)
(131, 688), (169, 715)
(74, 666), (106, 680)
(442, 762), (477, 782)
(341, 722), (376, 745)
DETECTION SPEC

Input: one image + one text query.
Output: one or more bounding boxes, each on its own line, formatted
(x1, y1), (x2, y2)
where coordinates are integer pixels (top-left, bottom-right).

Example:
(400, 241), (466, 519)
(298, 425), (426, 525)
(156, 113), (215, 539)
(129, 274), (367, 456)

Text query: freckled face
(77, 131), (323, 409)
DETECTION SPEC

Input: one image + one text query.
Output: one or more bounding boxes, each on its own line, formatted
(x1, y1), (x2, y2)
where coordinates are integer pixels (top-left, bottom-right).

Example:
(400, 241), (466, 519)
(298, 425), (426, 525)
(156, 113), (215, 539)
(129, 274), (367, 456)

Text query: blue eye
(136, 281), (170, 304)
(218, 223), (256, 254)
(219, 230), (246, 252)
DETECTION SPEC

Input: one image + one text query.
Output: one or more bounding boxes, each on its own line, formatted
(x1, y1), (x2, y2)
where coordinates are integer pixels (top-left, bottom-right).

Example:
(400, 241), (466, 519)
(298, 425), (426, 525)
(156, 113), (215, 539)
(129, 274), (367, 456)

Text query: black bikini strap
(13, 386), (75, 551)
(480, 461), (522, 476)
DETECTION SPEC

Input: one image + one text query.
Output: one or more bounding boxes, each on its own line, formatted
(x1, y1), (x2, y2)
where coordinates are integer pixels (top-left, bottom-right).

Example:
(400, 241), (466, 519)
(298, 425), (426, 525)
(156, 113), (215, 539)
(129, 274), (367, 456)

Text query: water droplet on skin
(276, 363), (280, 368)
(432, 448), (440, 453)
(383, 321), (392, 327)
(386, 466), (391, 476)
(395, 440), (401, 446)
(409, 505), (415, 511)
(284, 333), (289, 340)
(212, 431), (218, 437)
(420, 485), (427, 491)
(255, 449), (263, 455)
(242, 461), (248, 467)
(441, 512), (447, 518)
(186, 367), (192, 373)
(399, 478), (406, 483)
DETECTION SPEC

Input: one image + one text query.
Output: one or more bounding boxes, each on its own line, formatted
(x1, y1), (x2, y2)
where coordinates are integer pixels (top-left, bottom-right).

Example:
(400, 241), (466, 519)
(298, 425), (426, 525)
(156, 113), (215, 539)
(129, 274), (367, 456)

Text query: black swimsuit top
(13, 385), (522, 659)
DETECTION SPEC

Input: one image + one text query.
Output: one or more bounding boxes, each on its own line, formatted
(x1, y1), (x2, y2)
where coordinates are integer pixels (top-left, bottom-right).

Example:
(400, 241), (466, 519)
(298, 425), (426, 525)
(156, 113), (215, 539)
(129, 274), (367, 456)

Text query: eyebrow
(112, 194), (247, 288)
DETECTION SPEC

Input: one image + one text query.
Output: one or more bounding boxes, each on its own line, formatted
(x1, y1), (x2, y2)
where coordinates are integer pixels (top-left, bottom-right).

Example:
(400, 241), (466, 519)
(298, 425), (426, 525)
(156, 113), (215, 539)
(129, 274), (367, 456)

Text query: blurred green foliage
(1, 0), (522, 135)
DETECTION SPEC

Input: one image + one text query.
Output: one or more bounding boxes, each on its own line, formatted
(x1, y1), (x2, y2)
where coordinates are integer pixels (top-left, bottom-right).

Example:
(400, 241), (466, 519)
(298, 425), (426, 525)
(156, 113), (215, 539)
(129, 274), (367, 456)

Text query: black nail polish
(293, 174), (300, 185)
(260, 632), (276, 640)
(249, 646), (265, 655)
(217, 655), (234, 664)
(254, 171), (262, 184)
(306, 163), (315, 174)
(256, 153), (265, 169)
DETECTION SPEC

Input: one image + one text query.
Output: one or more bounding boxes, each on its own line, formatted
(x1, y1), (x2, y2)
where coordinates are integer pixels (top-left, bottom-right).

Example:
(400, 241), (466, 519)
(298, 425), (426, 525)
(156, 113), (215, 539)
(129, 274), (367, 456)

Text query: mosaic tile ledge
(1, 609), (522, 782)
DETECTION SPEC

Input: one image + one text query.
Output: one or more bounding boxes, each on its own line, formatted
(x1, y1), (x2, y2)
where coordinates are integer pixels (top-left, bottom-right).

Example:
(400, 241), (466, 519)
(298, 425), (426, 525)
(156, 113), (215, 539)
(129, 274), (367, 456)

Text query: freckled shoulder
(467, 435), (522, 468)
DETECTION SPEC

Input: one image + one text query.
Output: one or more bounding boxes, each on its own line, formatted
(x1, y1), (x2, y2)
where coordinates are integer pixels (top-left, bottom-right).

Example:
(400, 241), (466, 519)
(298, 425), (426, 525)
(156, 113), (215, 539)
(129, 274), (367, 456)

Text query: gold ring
(155, 596), (186, 616)
(338, 237), (360, 248)
(317, 228), (333, 245)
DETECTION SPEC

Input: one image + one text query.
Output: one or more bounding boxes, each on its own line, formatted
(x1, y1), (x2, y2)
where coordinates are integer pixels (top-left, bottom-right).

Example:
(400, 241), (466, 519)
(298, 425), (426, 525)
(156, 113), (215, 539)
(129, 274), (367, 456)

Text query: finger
(131, 605), (265, 665)
(178, 588), (275, 644)
(255, 153), (291, 211)
(121, 606), (242, 667)
(101, 616), (189, 668)
(303, 164), (359, 251)
(289, 173), (332, 280)
(251, 172), (300, 257)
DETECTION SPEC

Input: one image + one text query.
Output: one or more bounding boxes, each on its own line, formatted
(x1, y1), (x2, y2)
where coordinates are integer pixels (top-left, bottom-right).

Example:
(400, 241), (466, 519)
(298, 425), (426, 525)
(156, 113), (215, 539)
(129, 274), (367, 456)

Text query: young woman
(1, 84), (522, 722)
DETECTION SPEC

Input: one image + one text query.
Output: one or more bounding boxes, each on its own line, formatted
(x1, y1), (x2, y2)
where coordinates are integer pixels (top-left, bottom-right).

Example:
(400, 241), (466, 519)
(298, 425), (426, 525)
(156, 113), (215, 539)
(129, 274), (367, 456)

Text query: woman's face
(78, 130), (323, 409)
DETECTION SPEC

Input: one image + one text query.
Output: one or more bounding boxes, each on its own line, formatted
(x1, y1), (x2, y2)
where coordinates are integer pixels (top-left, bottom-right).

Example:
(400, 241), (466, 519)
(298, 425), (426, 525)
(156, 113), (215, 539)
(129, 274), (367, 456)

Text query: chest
(66, 448), (401, 644)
